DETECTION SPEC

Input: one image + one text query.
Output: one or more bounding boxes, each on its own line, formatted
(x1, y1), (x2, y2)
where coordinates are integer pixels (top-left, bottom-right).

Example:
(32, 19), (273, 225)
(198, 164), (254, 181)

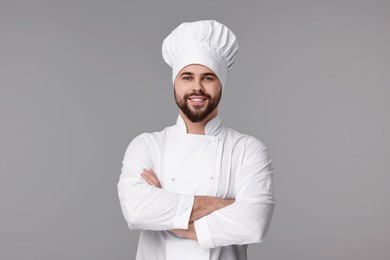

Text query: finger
(141, 172), (157, 186)
(143, 169), (161, 188)
(142, 171), (159, 185)
(141, 172), (160, 188)
(169, 229), (184, 238)
(144, 169), (157, 178)
(140, 172), (153, 185)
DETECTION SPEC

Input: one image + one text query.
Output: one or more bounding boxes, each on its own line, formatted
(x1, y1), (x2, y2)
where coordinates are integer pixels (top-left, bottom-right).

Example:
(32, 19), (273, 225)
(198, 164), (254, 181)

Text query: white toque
(162, 20), (239, 88)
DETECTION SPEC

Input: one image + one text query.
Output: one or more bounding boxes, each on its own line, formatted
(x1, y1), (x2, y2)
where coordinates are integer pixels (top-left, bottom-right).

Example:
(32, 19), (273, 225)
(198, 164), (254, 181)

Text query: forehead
(178, 64), (216, 75)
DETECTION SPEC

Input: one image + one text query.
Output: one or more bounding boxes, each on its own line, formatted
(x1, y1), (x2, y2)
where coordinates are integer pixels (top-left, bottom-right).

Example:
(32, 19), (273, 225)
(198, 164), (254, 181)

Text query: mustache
(184, 92), (211, 99)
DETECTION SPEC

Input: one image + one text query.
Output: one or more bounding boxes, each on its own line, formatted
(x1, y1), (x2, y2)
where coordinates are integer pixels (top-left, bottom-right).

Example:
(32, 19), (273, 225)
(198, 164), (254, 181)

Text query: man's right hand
(169, 197), (235, 241)
(190, 196), (235, 222)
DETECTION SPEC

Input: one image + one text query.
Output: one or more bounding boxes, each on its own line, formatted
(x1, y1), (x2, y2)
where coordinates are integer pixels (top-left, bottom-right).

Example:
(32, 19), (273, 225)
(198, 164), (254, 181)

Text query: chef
(117, 20), (275, 260)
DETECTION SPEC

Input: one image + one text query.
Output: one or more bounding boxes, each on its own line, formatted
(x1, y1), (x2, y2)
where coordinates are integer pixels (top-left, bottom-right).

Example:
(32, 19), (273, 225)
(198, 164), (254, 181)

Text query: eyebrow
(179, 72), (194, 76)
(202, 72), (217, 77)
(179, 72), (217, 77)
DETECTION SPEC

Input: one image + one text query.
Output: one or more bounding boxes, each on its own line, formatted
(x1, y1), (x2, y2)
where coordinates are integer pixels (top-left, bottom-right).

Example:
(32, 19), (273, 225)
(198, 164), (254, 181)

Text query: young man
(118, 20), (275, 260)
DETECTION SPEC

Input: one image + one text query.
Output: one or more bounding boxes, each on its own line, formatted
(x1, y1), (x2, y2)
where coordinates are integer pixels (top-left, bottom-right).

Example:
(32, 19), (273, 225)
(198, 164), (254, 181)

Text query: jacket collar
(176, 113), (223, 136)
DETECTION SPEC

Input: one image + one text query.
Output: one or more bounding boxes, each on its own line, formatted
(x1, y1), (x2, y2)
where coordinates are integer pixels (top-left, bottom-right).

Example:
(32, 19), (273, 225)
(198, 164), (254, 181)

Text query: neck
(179, 108), (218, 135)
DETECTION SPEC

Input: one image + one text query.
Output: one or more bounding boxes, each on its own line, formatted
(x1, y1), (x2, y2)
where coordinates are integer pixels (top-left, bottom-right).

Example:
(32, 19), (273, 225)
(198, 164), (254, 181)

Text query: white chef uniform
(118, 114), (275, 260)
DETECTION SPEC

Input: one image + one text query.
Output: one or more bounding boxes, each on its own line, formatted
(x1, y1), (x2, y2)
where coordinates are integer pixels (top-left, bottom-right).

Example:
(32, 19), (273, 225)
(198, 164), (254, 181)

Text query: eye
(203, 76), (214, 81)
(182, 76), (192, 80)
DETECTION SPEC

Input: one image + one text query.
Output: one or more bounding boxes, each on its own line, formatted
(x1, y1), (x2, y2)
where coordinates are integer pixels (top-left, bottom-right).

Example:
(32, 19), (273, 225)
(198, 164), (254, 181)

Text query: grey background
(1, 0), (389, 259)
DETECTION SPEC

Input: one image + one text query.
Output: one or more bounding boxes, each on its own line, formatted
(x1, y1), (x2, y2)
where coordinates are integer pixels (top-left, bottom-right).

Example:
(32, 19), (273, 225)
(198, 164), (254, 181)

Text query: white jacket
(118, 114), (275, 260)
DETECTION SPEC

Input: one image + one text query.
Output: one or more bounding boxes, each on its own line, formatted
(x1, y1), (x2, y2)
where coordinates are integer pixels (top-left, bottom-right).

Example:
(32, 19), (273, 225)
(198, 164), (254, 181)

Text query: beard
(174, 89), (222, 123)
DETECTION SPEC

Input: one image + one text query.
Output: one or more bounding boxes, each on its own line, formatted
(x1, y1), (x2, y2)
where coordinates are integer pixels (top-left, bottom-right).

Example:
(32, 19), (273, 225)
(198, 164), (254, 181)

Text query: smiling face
(174, 64), (222, 123)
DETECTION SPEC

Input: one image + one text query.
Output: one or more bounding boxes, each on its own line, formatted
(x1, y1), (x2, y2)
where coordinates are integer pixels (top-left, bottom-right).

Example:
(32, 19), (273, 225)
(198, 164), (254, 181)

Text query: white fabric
(162, 20), (239, 88)
(117, 115), (275, 260)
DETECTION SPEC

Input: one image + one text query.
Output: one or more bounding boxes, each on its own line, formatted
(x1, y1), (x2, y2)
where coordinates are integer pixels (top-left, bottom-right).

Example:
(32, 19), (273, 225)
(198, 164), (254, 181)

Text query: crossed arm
(141, 168), (235, 240)
(118, 134), (274, 248)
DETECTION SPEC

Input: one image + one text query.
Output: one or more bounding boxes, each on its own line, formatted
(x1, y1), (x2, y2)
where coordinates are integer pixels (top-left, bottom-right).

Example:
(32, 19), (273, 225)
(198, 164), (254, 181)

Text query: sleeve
(117, 133), (194, 231)
(194, 137), (275, 248)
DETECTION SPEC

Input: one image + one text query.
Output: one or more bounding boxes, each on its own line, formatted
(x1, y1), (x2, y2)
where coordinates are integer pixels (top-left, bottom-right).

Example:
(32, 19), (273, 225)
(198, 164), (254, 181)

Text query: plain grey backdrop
(1, 0), (389, 259)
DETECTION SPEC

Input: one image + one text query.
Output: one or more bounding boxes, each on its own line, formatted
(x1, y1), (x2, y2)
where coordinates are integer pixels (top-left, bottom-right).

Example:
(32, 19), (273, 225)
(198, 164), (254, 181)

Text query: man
(117, 20), (274, 260)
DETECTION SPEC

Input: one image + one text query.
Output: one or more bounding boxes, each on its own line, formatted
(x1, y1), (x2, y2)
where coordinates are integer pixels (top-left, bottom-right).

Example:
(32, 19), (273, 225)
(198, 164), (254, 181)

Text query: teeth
(192, 99), (204, 101)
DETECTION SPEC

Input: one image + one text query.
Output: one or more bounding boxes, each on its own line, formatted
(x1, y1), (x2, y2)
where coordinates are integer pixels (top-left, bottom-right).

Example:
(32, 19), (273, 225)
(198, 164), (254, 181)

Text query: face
(174, 64), (222, 123)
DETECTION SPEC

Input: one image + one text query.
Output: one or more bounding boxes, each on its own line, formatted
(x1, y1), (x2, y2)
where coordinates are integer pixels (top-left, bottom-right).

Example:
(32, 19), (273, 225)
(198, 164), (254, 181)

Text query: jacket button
(170, 177), (176, 181)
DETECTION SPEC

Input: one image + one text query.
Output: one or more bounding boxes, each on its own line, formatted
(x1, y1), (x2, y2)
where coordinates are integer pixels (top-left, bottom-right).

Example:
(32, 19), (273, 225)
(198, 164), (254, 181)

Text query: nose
(192, 78), (204, 92)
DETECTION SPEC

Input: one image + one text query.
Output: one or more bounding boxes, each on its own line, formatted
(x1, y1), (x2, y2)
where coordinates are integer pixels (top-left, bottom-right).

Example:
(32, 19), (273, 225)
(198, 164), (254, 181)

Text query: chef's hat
(162, 20), (239, 88)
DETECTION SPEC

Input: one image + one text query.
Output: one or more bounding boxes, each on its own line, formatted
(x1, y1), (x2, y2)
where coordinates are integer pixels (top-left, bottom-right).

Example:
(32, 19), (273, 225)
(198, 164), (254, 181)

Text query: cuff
(194, 216), (215, 248)
(174, 194), (194, 229)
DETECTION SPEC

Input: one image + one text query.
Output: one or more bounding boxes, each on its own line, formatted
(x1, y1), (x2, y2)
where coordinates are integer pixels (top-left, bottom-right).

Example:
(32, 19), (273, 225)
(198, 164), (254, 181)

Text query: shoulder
(224, 127), (267, 152)
(126, 125), (174, 150)
(226, 129), (272, 171)
(122, 126), (171, 162)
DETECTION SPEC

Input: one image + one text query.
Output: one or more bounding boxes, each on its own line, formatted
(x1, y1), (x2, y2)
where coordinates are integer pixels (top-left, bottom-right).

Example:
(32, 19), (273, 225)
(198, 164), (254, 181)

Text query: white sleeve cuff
(194, 216), (215, 248)
(174, 194), (194, 229)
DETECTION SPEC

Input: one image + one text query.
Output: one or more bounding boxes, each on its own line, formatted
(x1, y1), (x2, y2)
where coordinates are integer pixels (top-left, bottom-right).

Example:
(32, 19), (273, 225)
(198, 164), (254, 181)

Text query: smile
(188, 96), (207, 105)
